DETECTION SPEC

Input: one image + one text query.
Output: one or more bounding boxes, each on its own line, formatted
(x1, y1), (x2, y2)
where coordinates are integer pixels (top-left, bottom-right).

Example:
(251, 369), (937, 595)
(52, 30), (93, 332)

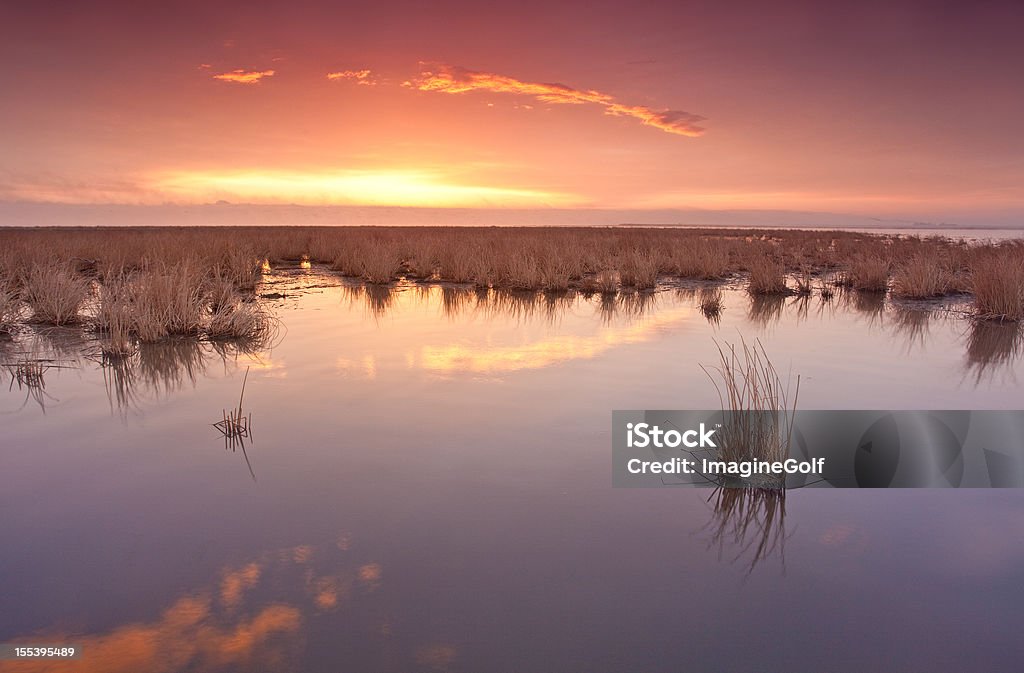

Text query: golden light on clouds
(326, 69), (376, 85)
(212, 69), (276, 84)
(152, 169), (579, 207)
(406, 63), (706, 136)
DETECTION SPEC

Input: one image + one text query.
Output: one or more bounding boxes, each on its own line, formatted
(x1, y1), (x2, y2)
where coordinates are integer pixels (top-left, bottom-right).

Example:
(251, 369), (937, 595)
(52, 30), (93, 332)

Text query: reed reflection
(963, 320), (1023, 384)
(703, 487), (788, 574)
(888, 307), (932, 352)
(746, 293), (786, 327)
(0, 328), (84, 413)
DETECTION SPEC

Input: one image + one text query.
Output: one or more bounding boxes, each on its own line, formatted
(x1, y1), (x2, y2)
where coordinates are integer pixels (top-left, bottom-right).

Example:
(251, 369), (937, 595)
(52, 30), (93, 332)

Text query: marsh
(2, 254), (1023, 672)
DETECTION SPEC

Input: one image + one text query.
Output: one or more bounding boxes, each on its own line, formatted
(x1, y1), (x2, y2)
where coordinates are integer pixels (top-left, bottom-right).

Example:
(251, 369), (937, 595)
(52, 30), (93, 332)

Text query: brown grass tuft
(891, 253), (952, 298)
(970, 249), (1024, 321)
(23, 262), (91, 325)
(840, 255), (889, 292)
(746, 257), (789, 295)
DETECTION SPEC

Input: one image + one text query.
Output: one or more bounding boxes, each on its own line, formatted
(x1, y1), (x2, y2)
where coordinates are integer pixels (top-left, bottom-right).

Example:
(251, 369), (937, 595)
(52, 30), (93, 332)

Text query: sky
(2, 0), (1023, 226)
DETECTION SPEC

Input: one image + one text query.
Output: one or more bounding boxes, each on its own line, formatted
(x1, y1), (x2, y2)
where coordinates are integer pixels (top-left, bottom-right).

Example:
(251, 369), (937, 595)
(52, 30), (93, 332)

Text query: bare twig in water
(212, 366), (256, 479)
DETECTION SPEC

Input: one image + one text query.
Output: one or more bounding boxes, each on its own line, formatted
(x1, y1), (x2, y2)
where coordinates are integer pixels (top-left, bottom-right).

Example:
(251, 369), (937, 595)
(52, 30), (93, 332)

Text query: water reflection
(341, 281), (668, 325)
(418, 305), (692, 375)
(963, 320), (1023, 384)
(0, 329), (84, 413)
(746, 293), (786, 327)
(0, 541), (386, 673)
(702, 487), (787, 574)
(889, 307), (931, 351)
(844, 289), (887, 324)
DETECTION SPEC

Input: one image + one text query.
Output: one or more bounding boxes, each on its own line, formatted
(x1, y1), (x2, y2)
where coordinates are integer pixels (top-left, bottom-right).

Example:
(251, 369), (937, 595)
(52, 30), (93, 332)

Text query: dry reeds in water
(618, 251), (659, 289)
(970, 249), (1024, 321)
(841, 255), (889, 292)
(23, 262), (91, 325)
(746, 257), (789, 296)
(0, 281), (21, 335)
(207, 283), (276, 345)
(213, 367), (254, 450)
(891, 253), (952, 298)
(94, 278), (137, 356)
(701, 338), (800, 486)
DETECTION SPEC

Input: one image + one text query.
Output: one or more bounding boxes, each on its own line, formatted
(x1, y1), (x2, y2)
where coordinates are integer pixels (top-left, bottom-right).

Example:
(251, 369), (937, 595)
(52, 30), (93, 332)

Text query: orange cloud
(326, 69), (376, 85)
(407, 63), (705, 136)
(212, 69), (275, 84)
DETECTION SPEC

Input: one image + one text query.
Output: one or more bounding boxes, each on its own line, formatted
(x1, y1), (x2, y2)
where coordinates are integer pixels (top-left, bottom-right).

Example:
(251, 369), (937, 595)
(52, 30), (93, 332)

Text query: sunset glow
(153, 170), (578, 207)
(1, 1), (1023, 224)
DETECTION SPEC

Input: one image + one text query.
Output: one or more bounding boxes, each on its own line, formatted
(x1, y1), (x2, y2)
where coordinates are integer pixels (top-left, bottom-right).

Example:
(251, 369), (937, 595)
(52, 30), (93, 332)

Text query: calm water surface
(2, 267), (1023, 672)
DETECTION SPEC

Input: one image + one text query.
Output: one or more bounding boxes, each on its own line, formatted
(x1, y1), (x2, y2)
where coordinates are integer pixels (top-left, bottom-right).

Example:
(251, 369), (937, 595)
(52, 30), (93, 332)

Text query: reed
(701, 338), (800, 483)
(891, 253), (952, 298)
(213, 367), (254, 458)
(970, 248), (1024, 321)
(0, 280), (21, 335)
(22, 262), (91, 325)
(94, 278), (137, 356)
(840, 255), (889, 292)
(618, 251), (659, 289)
(746, 257), (790, 295)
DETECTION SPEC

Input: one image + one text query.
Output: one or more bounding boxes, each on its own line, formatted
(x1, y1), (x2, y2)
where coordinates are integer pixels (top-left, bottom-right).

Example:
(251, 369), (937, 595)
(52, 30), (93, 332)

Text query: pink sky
(2, 0), (1022, 225)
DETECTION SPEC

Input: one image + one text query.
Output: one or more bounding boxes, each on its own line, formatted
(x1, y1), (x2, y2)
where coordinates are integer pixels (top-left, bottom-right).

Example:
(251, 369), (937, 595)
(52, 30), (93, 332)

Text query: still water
(1, 267), (1023, 672)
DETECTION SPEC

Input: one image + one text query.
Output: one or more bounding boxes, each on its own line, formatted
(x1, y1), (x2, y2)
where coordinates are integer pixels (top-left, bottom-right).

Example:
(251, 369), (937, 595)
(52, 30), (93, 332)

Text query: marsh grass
(701, 338), (800, 486)
(892, 253), (953, 298)
(746, 257), (790, 296)
(840, 255), (889, 292)
(23, 262), (91, 325)
(970, 248), (1024, 321)
(0, 281), (21, 335)
(0, 227), (1020, 336)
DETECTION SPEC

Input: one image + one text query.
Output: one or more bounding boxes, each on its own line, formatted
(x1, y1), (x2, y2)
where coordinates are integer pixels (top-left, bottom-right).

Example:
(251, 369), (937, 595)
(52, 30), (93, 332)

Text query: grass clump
(701, 338), (800, 485)
(746, 257), (789, 296)
(971, 249), (1024, 321)
(840, 255), (889, 292)
(23, 262), (91, 325)
(0, 281), (22, 335)
(891, 253), (952, 298)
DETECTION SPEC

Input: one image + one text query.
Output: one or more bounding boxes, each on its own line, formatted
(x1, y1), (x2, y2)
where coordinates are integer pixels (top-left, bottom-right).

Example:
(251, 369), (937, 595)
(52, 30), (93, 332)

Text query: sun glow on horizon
(151, 169), (579, 208)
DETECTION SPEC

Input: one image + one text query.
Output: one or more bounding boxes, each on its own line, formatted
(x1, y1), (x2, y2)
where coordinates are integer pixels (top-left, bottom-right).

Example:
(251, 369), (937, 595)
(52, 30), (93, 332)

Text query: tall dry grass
(0, 226), (1021, 334)
(970, 248), (1024, 321)
(0, 279), (21, 335)
(840, 255), (890, 292)
(23, 262), (91, 325)
(702, 338), (800, 478)
(746, 257), (789, 295)
(891, 253), (953, 298)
